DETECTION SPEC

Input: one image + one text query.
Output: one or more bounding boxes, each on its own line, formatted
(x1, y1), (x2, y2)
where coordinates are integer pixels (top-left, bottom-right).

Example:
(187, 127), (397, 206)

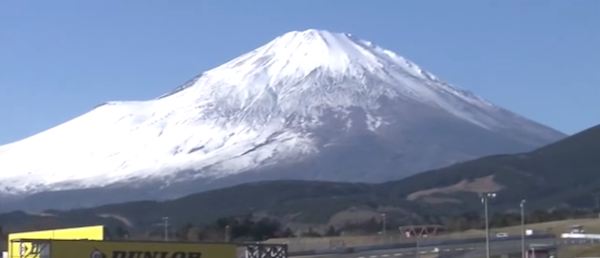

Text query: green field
(266, 218), (600, 252)
(558, 245), (600, 256)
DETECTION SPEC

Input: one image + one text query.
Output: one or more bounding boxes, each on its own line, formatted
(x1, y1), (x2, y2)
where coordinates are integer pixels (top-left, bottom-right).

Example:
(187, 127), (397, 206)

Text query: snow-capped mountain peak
(0, 29), (565, 207)
(162, 29), (497, 128)
(223, 29), (392, 76)
(198, 28), (446, 92)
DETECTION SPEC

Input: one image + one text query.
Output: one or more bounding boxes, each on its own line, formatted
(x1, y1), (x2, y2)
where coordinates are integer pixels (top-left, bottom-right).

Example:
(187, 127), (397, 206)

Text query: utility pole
(381, 213), (387, 235)
(593, 193), (600, 211)
(415, 236), (420, 258)
(481, 193), (496, 258)
(520, 200), (526, 258)
(225, 225), (231, 242)
(162, 217), (169, 241)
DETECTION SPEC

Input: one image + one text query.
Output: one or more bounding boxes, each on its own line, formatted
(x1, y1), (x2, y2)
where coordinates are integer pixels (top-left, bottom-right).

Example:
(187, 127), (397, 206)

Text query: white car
(495, 232), (509, 237)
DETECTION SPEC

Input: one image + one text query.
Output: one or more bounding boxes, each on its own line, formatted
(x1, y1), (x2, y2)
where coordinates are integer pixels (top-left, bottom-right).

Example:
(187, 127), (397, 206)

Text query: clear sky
(1, 0), (598, 145)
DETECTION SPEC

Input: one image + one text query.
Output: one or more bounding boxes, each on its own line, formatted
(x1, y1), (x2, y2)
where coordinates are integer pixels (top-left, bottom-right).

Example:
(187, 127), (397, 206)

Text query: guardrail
(561, 233), (600, 239)
(288, 234), (555, 256)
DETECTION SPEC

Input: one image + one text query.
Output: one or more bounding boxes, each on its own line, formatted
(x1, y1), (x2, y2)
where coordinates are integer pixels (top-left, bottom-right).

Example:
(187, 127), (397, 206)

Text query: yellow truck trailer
(9, 239), (237, 258)
(7, 225), (106, 258)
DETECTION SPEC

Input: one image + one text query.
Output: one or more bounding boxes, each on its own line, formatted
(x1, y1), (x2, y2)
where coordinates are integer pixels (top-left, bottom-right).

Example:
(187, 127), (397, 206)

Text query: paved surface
(295, 238), (600, 258)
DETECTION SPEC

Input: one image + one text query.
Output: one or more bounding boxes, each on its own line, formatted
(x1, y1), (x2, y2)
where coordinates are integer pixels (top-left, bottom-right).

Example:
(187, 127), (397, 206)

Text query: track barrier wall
(561, 233), (600, 239)
(242, 243), (288, 258)
(286, 234), (555, 256)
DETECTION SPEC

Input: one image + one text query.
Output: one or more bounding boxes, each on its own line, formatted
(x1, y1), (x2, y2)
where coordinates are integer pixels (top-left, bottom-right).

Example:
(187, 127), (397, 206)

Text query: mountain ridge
(0, 29), (564, 211)
(0, 124), (595, 230)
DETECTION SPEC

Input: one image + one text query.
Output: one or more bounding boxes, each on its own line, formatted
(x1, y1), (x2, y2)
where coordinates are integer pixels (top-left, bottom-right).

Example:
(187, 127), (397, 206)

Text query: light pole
(520, 200), (526, 258)
(225, 225), (231, 242)
(162, 217), (169, 241)
(381, 213), (387, 235)
(481, 192), (496, 258)
(415, 236), (420, 258)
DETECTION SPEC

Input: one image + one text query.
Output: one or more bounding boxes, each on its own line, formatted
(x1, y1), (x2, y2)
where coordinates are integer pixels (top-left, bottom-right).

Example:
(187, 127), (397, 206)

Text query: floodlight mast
(481, 192), (496, 258)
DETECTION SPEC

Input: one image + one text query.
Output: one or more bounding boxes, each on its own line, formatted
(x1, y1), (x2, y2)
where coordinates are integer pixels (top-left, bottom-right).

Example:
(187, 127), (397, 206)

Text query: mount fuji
(0, 29), (565, 211)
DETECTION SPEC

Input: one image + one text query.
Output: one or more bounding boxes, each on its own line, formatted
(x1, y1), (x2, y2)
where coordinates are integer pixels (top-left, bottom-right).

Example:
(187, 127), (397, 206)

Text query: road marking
(382, 255), (389, 257)
(394, 254), (402, 256)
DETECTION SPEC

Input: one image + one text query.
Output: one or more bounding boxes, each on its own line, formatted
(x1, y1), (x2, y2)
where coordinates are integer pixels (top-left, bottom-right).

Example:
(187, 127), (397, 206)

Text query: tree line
(110, 214), (291, 242)
(1, 207), (596, 249)
(110, 208), (596, 241)
(443, 208), (594, 231)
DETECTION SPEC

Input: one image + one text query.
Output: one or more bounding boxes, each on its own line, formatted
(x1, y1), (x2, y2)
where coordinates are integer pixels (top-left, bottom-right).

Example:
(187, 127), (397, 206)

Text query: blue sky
(1, 0), (598, 145)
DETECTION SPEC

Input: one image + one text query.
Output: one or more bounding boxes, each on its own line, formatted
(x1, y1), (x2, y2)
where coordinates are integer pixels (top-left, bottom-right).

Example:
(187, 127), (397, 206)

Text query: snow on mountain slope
(0, 29), (565, 197)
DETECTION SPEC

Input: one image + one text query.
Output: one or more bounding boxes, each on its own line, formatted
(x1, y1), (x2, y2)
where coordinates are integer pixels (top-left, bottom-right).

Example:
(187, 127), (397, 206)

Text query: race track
(294, 238), (597, 258)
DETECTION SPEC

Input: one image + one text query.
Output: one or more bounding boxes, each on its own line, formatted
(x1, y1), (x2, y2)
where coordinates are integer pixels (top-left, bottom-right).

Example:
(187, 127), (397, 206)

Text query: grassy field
(558, 244), (600, 256)
(267, 218), (600, 252)
(450, 218), (600, 257)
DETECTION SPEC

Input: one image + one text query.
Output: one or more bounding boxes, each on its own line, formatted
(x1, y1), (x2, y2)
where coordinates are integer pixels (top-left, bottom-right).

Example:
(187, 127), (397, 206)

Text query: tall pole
(162, 217), (169, 241)
(382, 214), (387, 235)
(520, 200), (526, 258)
(225, 225), (231, 242)
(484, 197), (490, 258)
(415, 236), (420, 258)
(482, 193), (496, 258)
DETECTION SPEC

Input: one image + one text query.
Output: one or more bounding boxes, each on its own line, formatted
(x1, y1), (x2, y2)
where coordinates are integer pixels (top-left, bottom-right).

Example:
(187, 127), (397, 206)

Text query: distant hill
(393, 123), (600, 209)
(1, 124), (598, 233)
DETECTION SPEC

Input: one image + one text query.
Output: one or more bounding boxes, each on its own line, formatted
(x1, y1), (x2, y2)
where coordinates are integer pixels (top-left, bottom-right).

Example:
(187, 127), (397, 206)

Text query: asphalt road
(295, 238), (599, 258)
